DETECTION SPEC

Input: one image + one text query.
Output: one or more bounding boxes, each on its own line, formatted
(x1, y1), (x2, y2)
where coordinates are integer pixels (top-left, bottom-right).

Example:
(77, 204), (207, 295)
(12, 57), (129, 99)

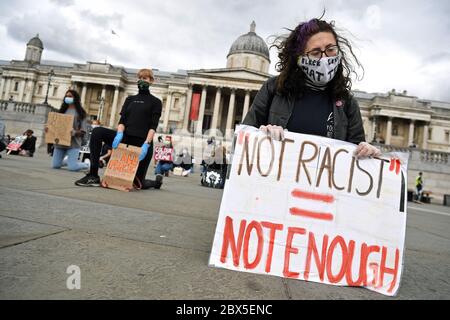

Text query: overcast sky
(0, 0), (449, 102)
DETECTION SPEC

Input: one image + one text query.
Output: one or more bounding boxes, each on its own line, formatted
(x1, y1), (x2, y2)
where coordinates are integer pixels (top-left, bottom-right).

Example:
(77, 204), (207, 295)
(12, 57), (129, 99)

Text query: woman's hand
(354, 142), (381, 159)
(259, 125), (286, 141)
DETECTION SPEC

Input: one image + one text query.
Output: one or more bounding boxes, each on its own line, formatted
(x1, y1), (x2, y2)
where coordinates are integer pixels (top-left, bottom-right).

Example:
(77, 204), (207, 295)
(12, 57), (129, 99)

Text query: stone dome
(227, 21), (270, 61)
(27, 34), (44, 49)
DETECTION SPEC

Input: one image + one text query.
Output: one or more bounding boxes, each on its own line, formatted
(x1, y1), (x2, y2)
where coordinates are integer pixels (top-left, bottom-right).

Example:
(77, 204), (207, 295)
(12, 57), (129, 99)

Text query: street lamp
(44, 69), (55, 105)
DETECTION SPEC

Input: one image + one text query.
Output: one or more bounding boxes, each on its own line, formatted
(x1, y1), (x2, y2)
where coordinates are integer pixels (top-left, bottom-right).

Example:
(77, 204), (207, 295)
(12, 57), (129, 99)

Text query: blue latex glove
(139, 143), (150, 161)
(112, 131), (123, 149)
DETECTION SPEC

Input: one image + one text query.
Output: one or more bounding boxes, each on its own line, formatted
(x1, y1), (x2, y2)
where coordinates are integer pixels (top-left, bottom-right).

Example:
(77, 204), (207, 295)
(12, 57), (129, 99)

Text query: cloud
(79, 10), (123, 29)
(49, 0), (74, 7)
(0, 0), (449, 102)
(6, 7), (132, 64)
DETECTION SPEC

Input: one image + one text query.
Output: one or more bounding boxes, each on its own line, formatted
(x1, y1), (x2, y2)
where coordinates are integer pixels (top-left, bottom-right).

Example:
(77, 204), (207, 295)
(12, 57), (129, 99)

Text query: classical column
(4, 77), (12, 100)
(408, 120), (415, 147)
(225, 88), (236, 137)
(81, 83), (87, 107)
(385, 117), (393, 145)
(26, 79), (36, 103)
(211, 87), (222, 130)
(422, 123), (429, 150)
(99, 85), (107, 123)
(18, 79), (26, 102)
(109, 86), (120, 128)
(182, 85), (193, 130)
(0, 77), (5, 100)
(196, 86), (208, 135)
(163, 91), (173, 133)
(370, 116), (377, 142)
(242, 90), (251, 120)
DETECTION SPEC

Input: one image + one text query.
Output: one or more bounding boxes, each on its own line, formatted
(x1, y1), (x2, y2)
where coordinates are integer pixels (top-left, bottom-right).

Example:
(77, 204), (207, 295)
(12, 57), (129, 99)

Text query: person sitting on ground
(173, 147), (193, 177)
(12, 129), (36, 157)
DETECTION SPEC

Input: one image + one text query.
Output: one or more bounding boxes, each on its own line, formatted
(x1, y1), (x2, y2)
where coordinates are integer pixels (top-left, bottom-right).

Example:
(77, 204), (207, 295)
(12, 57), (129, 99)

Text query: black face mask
(137, 80), (150, 91)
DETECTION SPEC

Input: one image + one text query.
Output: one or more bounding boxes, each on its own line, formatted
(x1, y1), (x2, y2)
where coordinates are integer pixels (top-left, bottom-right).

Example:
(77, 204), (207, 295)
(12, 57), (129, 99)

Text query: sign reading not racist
(209, 125), (409, 296)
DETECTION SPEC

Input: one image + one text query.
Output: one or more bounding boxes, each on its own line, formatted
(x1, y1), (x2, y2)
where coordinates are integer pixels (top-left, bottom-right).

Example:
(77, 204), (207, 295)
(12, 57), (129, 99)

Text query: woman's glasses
(305, 45), (339, 61)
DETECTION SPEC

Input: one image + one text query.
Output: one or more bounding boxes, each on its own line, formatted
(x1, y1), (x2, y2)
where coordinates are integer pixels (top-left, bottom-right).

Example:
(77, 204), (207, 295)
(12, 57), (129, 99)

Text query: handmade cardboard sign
(45, 112), (74, 146)
(209, 125), (409, 296)
(101, 143), (140, 192)
(154, 146), (174, 161)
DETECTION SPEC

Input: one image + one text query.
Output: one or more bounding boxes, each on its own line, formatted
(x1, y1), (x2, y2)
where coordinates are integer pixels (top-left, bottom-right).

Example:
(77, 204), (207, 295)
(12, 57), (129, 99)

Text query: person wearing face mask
(75, 68), (163, 189)
(242, 16), (381, 159)
(173, 147), (194, 177)
(46, 90), (90, 171)
(155, 136), (174, 177)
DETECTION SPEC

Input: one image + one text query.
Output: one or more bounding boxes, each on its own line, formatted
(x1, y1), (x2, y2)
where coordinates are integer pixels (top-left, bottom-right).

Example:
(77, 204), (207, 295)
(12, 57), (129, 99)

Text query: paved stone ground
(0, 148), (449, 299)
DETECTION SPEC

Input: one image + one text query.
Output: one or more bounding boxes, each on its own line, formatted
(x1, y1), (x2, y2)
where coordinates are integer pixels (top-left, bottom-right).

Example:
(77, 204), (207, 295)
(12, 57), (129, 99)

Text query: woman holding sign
(243, 15), (381, 159)
(75, 68), (163, 189)
(47, 90), (90, 171)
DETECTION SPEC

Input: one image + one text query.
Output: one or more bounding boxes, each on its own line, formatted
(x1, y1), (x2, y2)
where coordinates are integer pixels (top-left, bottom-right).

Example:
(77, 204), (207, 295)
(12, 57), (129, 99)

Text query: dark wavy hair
(271, 15), (363, 101)
(59, 89), (87, 120)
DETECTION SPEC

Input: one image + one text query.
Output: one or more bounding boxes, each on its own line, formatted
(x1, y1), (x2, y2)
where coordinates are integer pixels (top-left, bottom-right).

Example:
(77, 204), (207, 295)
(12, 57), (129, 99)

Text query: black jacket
(242, 77), (366, 145)
(21, 136), (36, 155)
(119, 90), (162, 138)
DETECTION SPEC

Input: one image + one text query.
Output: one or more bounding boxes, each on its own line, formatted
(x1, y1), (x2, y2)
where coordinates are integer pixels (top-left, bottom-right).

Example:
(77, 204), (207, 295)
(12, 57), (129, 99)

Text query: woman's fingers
(354, 142), (382, 159)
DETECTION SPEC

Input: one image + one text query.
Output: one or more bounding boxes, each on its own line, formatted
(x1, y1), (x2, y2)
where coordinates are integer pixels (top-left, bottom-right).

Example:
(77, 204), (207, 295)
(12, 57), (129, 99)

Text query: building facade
(1, 23), (450, 204)
(1, 23), (449, 153)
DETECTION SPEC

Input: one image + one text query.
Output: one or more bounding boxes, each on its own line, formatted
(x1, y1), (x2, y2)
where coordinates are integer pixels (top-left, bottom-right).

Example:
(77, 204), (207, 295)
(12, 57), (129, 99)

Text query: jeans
(155, 162), (173, 175)
(52, 147), (89, 172)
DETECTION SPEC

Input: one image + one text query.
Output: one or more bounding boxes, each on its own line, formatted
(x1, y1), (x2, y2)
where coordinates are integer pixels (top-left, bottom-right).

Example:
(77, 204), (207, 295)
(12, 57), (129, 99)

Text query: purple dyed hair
(269, 16), (364, 100)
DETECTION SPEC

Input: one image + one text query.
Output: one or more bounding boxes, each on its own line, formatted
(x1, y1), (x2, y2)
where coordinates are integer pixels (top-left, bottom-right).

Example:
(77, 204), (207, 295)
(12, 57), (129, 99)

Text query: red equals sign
(290, 189), (335, 221)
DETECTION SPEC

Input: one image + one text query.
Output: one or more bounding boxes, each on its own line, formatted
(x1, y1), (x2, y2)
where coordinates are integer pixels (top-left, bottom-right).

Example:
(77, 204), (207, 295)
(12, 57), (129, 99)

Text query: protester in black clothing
(242, 15), (381, 159)
(75, 68), (163, 189)
(13, 129), (36, 157)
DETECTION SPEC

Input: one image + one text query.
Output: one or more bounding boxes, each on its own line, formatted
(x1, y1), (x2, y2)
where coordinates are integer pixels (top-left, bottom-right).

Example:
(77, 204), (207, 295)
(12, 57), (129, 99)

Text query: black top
(286, 89), (334, 138)
(21, 136), (36, 155)
(119, 89), (162, 138)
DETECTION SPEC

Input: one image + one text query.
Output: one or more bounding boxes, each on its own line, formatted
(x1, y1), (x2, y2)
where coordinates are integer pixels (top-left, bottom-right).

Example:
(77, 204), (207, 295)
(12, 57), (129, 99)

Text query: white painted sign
(209, 125), (409, 296)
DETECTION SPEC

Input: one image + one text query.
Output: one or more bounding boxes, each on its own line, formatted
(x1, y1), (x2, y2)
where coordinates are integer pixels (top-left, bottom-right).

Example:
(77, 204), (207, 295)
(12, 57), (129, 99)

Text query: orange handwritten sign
(101, 143), (140, 192)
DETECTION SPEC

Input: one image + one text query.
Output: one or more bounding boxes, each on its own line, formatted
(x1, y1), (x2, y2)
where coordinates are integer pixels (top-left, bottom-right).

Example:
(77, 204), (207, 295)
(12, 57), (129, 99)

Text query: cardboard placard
(45, 112), (74, 146)
(173, 167), (184, 176)
(209, 125), (409, 296)
(154, 146), (174, 161)
(101, 143), (140, 192)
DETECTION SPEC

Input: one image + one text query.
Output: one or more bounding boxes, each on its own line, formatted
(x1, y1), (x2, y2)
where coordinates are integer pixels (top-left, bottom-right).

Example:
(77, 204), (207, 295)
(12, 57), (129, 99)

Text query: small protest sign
(45, 112), (73, 147)
(101, 143), (140, 192)
(154, 146), (174, 161)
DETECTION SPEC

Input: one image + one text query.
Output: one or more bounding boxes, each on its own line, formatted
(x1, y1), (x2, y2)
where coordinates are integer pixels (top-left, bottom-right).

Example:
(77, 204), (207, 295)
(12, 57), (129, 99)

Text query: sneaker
(155, 174), (163, 189)
(141, 174), (163, 190)
(75, 174), (101, 187)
